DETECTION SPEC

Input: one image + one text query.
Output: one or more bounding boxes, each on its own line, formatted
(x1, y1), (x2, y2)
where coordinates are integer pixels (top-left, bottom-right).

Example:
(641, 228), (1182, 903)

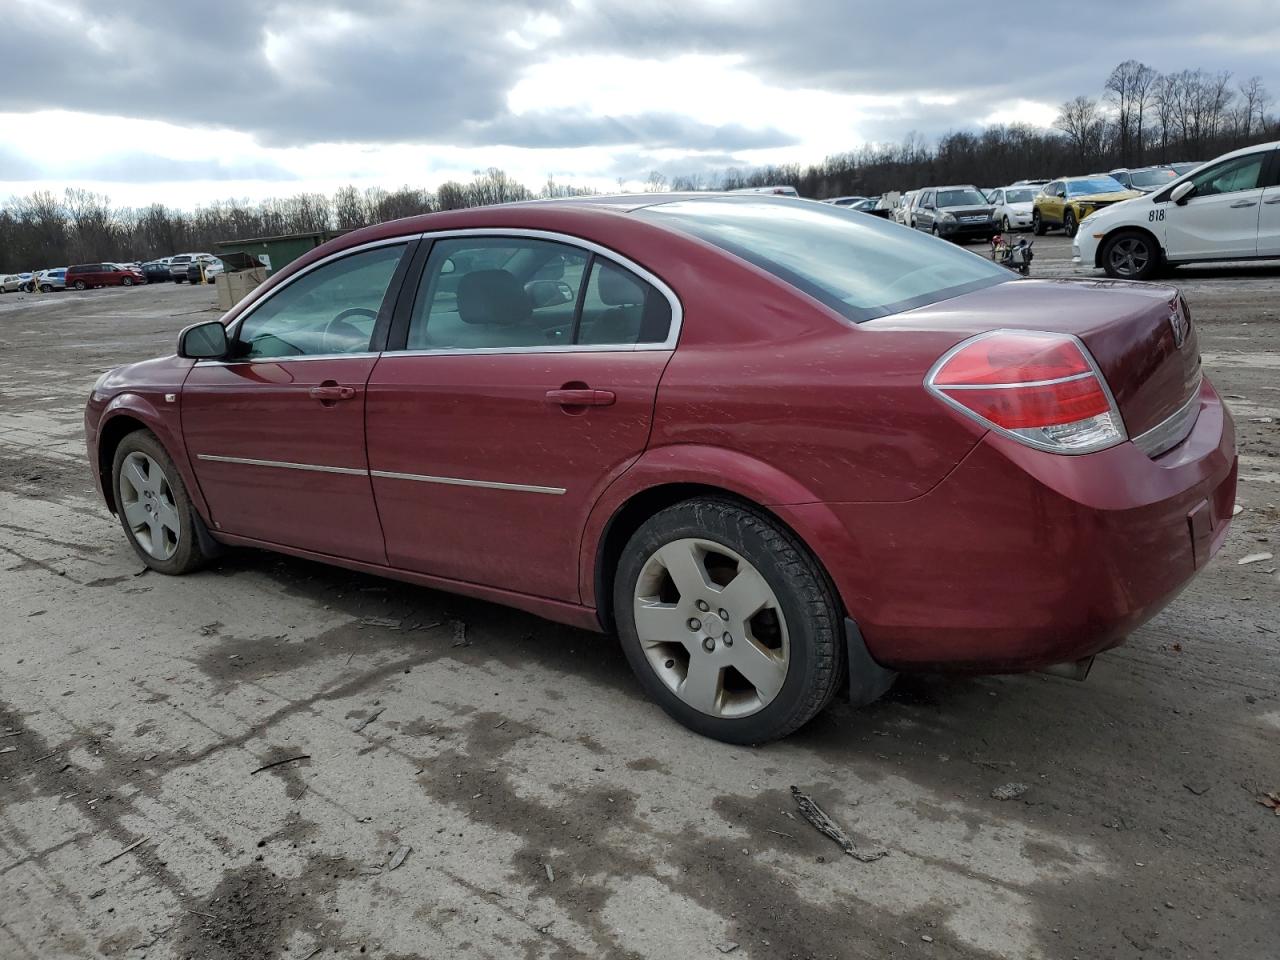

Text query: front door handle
(545, 388), (616, 407)
(309, 384), (357, 403)
(1229, 199), (1258, 208)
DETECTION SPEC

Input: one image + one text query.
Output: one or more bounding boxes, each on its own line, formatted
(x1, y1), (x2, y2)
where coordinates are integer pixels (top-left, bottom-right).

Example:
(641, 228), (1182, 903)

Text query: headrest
(598, 264), (645, 306)
(457, 269), (532, 325)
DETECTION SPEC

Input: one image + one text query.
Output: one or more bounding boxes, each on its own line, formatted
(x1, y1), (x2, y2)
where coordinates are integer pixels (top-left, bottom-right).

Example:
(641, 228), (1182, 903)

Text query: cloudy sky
(2, 0), (1277, 209)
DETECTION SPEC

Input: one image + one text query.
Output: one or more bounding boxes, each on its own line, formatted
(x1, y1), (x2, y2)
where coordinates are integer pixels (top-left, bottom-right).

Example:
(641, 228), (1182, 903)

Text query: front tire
(121, 277), (134, 286)
(1101, 230), (1159, 281)
(613, 498), (845, 744)
(112, 430), (212, 575)
(1001, 215), (1011, 232)
(1063, 210), (1078, 238)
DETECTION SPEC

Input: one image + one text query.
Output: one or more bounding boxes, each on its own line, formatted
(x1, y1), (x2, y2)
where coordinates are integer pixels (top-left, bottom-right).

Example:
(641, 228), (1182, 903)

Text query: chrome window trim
(208, 235), (420, 360)
(370, 469), (565, 495)
(196, 454), (368, 476)
(205, 227), (682, 364)
(197, 351), (381, 367)
(397, 227), (683, 354)
(1132, 378), (1204, 458)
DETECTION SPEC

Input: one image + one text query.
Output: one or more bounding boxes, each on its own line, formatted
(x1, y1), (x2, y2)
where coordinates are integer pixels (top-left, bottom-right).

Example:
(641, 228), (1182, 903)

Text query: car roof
(930, 184), (981, 191)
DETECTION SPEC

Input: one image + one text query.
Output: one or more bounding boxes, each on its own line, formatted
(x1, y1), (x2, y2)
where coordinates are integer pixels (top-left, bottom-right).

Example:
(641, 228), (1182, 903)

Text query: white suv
(1073, 140), (1280, 280)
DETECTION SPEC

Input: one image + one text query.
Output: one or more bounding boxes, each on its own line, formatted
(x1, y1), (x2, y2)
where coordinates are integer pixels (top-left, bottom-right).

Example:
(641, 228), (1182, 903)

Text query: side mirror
(1170, 181), (1195, 205)
(178, 319), (229, 360)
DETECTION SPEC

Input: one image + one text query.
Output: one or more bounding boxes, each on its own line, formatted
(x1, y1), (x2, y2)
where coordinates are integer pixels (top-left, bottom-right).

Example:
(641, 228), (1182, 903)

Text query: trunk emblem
(1168, 303), (1190, 348)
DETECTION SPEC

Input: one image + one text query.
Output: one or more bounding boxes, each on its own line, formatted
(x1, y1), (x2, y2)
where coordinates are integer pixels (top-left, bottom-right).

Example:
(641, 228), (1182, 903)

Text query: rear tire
(613, 498), (845, 744)
(1032, 210), (1046, 235)
(174, 276), (185, 283)
(1101, 230), (1160, 281)
(74, 280), (86, 290)
(111, 430), (213, 575)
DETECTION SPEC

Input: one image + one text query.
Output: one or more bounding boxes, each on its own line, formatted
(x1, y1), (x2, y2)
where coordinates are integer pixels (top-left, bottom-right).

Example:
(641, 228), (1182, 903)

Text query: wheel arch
(1096, 224), (1163, 269)
(584, 450), (857, 635)
(95, 398), (209, 520)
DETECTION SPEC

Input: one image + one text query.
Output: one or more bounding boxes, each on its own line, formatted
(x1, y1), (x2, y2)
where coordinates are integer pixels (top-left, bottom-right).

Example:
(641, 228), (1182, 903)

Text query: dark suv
(65, 263), (145, 290)
(910, 186), (997, 242)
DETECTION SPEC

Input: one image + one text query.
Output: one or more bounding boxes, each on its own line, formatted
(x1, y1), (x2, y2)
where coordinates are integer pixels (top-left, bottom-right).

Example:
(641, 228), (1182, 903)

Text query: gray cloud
(1, 0), (1276, 173)
(72, 154), (298, 183)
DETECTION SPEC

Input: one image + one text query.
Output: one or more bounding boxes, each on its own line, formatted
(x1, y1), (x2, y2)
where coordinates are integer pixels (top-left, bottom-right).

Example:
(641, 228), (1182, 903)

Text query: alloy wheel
(119, 452), (181, 560)
(632, 538), (790, 719)
(1108, 237), (1150, 277)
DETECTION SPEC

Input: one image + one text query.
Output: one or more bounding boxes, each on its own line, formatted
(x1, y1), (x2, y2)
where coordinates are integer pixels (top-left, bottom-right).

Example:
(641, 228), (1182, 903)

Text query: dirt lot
(1, 236), (1277, 960)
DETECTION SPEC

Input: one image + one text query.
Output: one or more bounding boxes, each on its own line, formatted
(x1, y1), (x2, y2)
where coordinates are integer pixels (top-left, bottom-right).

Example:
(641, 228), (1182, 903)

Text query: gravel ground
(1, 237), (1277, 960)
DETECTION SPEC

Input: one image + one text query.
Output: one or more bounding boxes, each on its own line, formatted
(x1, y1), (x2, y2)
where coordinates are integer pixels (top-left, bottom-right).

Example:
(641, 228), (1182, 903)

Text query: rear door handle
(309, 384), (356, 402)
(1264, 197), (1280, 204)
(545, 388), (615, 407)
(1229, 200), (1258, 208)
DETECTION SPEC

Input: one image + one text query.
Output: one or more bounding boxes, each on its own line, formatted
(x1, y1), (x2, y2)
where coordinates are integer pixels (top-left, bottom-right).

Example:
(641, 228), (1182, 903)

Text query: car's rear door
(181, 238), (414, 562)
(364, 232), (678, 602)
(1254, 148), (1280, 257)
(1164, 149), (1268, 260)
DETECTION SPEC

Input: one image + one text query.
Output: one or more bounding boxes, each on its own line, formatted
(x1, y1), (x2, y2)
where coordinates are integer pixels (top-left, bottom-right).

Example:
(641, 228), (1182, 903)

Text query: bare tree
(1238, 76), (1270, 137)
(1055, 96), (1106, 165)
(1106, 60), (1160, 165)
(644, 170), (668, 192)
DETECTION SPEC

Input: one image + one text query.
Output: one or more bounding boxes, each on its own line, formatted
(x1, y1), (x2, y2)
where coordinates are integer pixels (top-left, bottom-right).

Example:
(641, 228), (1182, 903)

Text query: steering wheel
(322, 307), (378, 352)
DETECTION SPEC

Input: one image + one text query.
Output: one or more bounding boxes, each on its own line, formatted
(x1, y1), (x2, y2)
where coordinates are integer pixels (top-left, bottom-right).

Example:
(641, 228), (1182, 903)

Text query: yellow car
(1033, 176), (1142, 237)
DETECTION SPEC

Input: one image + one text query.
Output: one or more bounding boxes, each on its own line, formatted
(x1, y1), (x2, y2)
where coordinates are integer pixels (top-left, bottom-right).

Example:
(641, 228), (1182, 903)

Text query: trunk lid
(866, 278), (1202, 439)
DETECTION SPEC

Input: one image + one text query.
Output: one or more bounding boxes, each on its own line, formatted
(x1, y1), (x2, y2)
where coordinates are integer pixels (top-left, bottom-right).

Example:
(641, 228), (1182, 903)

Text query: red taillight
(926, 331), (1126, 454)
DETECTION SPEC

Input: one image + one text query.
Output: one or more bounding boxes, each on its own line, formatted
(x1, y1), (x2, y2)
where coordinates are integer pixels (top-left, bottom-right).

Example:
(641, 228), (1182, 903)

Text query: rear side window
(234, 244), (406, 359)
(577, 259), (672, 346)
(638, 197), (1010, 323)
(403, 236), (671, 351)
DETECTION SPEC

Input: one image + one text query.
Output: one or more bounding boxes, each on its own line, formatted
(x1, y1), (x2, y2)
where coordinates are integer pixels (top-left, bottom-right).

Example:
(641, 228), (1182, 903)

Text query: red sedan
(84, 196), (1236, 743)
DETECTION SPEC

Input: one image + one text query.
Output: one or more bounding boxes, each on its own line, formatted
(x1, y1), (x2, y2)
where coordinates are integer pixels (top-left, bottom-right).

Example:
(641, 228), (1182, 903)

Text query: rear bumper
(787, 378), (1236, 672)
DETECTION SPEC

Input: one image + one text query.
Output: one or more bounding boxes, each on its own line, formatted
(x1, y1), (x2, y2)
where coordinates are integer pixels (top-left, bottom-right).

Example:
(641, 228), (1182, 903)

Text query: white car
(986, 185), (1040, 232)
(1073, 139), (1280, 280)
(894, 190), (919, 225)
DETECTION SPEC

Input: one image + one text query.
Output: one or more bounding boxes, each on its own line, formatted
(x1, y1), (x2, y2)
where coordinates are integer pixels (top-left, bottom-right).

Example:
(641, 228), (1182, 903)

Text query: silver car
(1, 274), (26, 293)
(986, 186), (1040, 232)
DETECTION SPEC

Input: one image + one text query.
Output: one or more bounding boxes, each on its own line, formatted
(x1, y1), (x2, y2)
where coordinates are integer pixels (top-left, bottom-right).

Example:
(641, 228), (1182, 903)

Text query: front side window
(638, 197), (1011, 323)
(235, 243), (405, 359)
(1190, 153), (1266, 197)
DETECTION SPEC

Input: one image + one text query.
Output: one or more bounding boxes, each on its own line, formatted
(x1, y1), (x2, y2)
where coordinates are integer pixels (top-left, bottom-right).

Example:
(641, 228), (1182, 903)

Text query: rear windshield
(1129, 168), (1178, 187)
(1066, 177), (1125, 196)
(637, 197), (1011, 323)
(1005, 188), (1036, 202)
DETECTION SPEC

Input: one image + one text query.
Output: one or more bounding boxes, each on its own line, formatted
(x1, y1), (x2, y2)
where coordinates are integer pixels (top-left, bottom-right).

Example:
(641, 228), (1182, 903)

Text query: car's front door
(365, 233), (677, 602)
(1043, 182), (1065, 224)
(181, 240), (411, 563)
(1163, 150), (1268, 260)
(915, 191), (934, 230)
(1254, 149), (1280, 257)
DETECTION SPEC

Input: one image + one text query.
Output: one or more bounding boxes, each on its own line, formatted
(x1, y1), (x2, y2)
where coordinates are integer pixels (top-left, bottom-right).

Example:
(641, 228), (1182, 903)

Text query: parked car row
(1, 253), (226, 294)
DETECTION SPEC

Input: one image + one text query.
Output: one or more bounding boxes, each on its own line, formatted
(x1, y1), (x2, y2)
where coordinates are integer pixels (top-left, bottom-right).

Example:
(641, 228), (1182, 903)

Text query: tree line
(0, 60), (1274, 272)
